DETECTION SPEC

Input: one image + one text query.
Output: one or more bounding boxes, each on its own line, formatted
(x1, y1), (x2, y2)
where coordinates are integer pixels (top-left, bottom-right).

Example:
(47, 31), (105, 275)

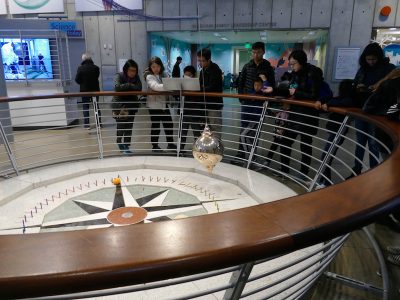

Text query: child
(317, 79), (355, 185)
(265, 102), (291, 167)
(239, 77), (270, 157)
(144, 57), (177, 151)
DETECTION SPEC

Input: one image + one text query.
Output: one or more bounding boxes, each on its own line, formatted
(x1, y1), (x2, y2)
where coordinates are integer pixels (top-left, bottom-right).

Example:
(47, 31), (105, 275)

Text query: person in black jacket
(180, 65), (205, 151)
(197, 48), (223, 137)
(172, 56), (182, 78)
(75, 53), (102, 129)
(278, 49), (323, 178)
(349, 43), (395, 176)
(111, 59), (142, 154)
(316, 79), (355, 186)
(236, 42), (275, 159)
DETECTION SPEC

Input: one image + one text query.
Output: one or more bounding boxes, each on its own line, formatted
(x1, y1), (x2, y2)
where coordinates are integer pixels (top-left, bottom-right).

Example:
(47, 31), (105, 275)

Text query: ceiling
(151, 29), (328, 44)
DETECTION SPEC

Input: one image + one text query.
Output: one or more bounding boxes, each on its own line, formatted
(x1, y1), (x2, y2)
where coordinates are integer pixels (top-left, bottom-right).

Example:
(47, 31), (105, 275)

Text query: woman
(349, 43), (395, 176)
(144, 56), (176, 151)
(111, 59), (142, 154)
(277, 49), (323, 178)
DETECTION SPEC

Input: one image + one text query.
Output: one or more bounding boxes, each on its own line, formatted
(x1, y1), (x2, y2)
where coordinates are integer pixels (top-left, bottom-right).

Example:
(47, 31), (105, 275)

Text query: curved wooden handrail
(0, 92), (400, 299)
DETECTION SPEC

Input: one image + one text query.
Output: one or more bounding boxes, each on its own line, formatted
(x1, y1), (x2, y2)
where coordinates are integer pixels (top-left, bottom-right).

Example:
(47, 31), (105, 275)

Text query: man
(197, 48), (223, 137)
(237, 41), (275, 159)
(75, 53), (102, 129)
(172, 56), (182, 78)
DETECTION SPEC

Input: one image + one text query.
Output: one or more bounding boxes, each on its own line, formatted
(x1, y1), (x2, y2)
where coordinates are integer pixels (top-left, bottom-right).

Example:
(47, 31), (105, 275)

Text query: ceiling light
(390, 27), (397, 30)
(221, 37), (228, 41)
(308, 31), (315, 35)
(213, 32), (221, 37)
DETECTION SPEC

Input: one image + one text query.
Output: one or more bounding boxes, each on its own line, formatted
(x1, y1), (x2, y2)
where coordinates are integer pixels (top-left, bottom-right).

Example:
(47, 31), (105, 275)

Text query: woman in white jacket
(145, 57), (176, 151)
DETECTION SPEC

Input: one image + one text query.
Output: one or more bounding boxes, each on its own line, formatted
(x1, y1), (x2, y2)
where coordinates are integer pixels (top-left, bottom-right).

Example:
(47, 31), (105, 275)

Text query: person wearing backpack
(348, 43), (395, 177)
(277, 50), (325, 179)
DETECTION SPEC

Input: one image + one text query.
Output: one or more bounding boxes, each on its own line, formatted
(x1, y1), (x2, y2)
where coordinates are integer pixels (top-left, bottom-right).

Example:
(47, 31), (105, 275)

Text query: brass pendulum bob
(192, 125), (224, 172)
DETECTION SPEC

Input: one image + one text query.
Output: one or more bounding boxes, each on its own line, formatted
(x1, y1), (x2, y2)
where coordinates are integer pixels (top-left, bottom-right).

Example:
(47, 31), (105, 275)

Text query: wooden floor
(307, 224), (400, 300)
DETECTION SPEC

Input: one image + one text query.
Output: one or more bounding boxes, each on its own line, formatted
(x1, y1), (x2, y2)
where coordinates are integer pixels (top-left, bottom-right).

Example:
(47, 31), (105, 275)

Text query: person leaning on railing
(111, 59), (142, 155)
(314, 79), (356, 187)
(348, 43), (395, 177)
(276, 49), (323, 179)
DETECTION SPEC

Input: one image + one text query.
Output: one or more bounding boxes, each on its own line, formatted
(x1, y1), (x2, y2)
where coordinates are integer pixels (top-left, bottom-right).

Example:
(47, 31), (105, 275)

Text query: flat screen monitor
(1, 38), (53, 80)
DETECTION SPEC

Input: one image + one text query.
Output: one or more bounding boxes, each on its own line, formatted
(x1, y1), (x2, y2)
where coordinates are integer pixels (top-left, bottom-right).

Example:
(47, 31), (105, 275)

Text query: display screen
(1, 38), (53, 80)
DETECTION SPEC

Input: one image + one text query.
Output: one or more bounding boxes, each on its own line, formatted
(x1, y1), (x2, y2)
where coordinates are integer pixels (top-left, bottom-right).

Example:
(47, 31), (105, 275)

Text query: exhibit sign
(0, 2), (7, 15)
(333, 47), (361, 80)
(8, 0), (64, 14)
(75, 0), (143, 12)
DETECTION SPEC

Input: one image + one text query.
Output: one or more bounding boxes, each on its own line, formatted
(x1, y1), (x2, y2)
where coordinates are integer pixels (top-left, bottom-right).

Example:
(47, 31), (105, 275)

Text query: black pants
(149, 108), (174, 147)
(266, 137), (280, 163)
(181, 109), (205, 146)
(278, 127), (313, 175)
(116, 113), (135, 147)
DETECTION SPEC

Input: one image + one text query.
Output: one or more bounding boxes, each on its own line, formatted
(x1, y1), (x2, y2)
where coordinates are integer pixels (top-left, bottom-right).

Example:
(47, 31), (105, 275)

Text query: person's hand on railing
(314, 100), (322, 110)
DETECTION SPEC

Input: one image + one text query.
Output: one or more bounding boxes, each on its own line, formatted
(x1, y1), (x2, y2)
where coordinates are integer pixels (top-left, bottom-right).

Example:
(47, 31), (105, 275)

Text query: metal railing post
(0, 120), (19, 175)
(223, 262), (254, 300)
(177, 90), (184, 157)
(92, 97), (104, 159)
(246, 101), (269, 169)
(308, 115), (349, 191)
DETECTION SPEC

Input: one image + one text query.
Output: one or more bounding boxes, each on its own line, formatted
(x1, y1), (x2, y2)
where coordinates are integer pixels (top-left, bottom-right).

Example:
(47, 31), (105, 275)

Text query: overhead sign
(8, 0), (64, 14)
(75, 0), (142, 12)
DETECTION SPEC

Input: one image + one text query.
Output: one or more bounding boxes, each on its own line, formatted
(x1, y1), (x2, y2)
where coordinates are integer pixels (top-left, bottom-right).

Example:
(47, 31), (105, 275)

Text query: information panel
(333, 47), (361, 80)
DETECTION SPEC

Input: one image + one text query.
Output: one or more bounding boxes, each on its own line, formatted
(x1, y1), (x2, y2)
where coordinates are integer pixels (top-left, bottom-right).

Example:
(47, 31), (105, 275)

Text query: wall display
(8, 0), (64, 14)
(333, 47), (361, 80)
(1, 38), (53, 80)
(0, 2), (7, 15)
(384, 44), (400, 66)
(75, 0), (142, 12)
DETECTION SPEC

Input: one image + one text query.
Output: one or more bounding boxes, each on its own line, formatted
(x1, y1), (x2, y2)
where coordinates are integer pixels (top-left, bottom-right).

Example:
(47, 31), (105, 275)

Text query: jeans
(82, 96), (102, 126)
(353, 119), (380, 174)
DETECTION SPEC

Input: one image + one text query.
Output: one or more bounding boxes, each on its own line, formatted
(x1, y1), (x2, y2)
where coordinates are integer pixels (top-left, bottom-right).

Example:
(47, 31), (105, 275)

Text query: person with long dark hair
(111, 59), (142, 154)
(349, 43), (395, 176)
(144, 56), (176, 151)
(277, 49), (323, 179)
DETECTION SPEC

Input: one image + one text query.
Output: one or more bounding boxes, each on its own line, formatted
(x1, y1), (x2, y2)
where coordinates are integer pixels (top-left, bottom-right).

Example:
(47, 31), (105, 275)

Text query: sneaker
(123, 149), (133, 155)
(118, 144), (125, 152)
(387, 254), (400, 266)
(386, 246), (400, 255)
